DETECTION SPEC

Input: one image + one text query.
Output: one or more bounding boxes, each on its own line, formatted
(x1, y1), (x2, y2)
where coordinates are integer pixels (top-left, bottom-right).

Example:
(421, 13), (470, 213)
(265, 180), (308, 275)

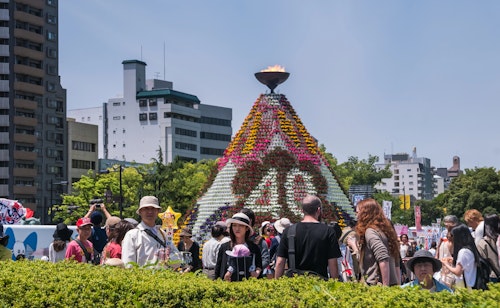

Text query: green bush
(0, 261), (499, 307)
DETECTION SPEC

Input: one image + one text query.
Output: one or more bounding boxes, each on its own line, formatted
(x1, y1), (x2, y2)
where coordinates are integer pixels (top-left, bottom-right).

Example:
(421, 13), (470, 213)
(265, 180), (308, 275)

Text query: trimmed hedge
(0, 260), (499, 307)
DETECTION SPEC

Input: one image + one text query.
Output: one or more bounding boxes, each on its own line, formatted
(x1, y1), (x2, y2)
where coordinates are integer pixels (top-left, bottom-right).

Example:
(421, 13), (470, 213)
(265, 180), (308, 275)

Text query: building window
(139, 113), (147, 121)
(47, 48), (57, 58)
(112, 102), (121, 106)
(113, 116), (121, 120)
(47, 14), (57, 24)
(175, 142), (197, 152)
(47, 31), (57, 41)
(200, 116), (231, 127)
(163, 112), (199, 122)
(139, 99), (147, 107)
(72, 141), (96, 152)
(200, 147), (225, 156)
(72, 159), (96, 170)
(175, 127), (197, 137)
(200, 132), (231, 141)
(149, 113), (157, 120)
(149, 98), (157, 106)
(46, 65), (57, 75)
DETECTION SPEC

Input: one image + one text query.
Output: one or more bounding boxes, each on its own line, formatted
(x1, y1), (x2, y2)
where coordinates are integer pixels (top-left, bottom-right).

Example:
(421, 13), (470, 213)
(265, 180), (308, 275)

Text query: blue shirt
(402, 278), (453, 293)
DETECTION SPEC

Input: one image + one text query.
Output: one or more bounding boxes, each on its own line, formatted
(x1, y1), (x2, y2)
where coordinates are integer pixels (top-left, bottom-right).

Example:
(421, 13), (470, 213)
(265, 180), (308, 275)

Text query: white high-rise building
(69, 60), (232, 164)
(375, 147), (435, 200)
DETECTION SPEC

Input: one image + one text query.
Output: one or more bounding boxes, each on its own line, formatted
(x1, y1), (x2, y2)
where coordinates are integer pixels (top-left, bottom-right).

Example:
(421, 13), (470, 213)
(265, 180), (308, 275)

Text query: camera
(90, 198), (103, 207)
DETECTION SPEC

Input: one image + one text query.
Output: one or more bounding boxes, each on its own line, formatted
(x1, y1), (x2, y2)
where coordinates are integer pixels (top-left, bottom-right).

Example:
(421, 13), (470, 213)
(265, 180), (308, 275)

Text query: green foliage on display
(1, 261), (499, 308)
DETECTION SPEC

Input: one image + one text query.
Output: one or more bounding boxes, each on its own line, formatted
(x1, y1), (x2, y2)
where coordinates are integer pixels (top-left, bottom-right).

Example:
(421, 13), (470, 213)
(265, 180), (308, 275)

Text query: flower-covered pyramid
(186, 93), (355, 243)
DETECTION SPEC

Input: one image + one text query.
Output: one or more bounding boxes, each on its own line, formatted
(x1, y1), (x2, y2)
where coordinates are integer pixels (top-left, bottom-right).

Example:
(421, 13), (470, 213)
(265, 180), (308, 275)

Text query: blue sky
(59, 1), (500, 170)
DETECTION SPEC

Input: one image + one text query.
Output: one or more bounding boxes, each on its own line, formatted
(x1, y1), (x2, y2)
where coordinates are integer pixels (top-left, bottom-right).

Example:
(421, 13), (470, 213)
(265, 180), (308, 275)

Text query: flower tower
(186, 66), (355, 243)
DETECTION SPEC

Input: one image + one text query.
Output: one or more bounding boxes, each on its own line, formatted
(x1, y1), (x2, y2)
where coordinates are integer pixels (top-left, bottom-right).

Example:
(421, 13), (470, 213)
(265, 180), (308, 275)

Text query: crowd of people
(2, 195), (499, 293)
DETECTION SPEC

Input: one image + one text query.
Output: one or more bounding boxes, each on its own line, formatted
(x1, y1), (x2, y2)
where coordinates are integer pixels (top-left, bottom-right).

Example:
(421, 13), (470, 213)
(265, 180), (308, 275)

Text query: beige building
(67, 118), (98, 194)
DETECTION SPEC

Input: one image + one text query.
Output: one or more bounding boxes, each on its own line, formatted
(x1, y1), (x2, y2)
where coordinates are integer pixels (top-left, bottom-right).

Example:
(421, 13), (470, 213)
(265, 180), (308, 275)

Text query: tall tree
(332, 155), (392, 192)
(435, 167), (500, 218)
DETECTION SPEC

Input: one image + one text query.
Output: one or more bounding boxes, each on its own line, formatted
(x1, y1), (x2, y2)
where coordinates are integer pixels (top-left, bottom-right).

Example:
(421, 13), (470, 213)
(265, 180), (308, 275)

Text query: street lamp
(50, 180), (68, 223)
(100, 165), (123, 219)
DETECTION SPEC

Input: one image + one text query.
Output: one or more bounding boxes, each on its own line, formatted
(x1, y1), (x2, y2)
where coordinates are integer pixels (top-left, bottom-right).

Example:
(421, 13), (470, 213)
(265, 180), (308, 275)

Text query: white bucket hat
(226, 213), (252, 230)
(274, 218), (291, 234)
(136, 196), (161, 214)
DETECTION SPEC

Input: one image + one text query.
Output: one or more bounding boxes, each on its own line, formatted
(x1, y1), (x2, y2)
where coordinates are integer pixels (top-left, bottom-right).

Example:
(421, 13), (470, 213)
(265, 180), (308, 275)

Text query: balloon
(158, 206), (181, 231)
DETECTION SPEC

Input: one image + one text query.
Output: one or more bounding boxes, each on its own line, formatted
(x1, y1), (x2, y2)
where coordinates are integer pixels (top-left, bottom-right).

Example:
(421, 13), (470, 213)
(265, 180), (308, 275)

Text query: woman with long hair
(355, 199), (401, 286)
(49, 223), (73, 262)
(477, 214), (500, 282)
(441, 224), (479, 289)
(101, 220), (135, 264)
(214, 212), (262, 281)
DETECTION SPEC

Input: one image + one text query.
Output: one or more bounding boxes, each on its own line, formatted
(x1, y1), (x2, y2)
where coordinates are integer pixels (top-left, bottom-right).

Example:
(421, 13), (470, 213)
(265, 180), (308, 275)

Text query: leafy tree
(52, 157), (216, 225)
(53, 167), (145, 224)
(164, 159), (216, 216)
(434, 167), (500, 219)
(319, 145), (391, 191)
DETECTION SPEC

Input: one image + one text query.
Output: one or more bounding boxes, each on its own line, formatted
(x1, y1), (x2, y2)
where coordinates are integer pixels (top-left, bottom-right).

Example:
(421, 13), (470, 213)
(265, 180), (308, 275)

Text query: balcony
(13, 167), (37, 178)
(14, 81), (43, 95)
(16, 0), (44, 10)
(13, 185), (37, 195)
(13, 133), (36, 144)
(14, 10), (44, 26)
(14, 150), (37, 161)
(14, 98), (37, 110)
(14, 63), (44, 79)
(13, 115), (37, 127)
(14, 28), (44, 44)
(13, 46), (43, 61)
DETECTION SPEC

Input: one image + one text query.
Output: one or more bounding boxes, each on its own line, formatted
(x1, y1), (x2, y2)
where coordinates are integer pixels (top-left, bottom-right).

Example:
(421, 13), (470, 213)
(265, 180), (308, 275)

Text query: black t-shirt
(277, 222), (341, 278)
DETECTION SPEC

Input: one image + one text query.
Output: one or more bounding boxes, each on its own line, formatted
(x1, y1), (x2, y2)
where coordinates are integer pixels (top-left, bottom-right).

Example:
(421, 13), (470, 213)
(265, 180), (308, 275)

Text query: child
(225, 244), (254, 281)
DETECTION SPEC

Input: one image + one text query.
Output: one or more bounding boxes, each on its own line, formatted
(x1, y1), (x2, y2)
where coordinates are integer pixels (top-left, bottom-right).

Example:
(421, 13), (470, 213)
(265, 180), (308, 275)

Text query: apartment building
(0, 0), (67, 223)
(375, 148), (435, 201)
(69, 60), (232, 164)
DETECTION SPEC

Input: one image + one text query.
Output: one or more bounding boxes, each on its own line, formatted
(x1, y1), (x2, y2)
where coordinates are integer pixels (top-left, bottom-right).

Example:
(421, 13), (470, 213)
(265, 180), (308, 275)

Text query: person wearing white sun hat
(215, 212), (263, 281)
(121, 196), (177, 267)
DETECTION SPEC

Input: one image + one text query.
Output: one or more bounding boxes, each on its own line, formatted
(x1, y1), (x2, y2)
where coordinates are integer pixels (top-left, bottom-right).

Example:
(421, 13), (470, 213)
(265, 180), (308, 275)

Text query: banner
(382, 200), (392, 220)
(0, 198), (32, 225)
(415, 205), (421, 231)
(399, 195), (411, 209)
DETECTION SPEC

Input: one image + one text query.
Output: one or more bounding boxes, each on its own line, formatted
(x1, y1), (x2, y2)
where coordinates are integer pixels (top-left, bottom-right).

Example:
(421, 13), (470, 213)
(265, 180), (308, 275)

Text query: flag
(382, 200), (392, 220)
(415, 206), (422, 231)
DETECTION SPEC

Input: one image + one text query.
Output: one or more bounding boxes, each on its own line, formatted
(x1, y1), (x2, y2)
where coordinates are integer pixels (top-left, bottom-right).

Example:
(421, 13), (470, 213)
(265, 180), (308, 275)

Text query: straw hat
(226, 213), (252, 230)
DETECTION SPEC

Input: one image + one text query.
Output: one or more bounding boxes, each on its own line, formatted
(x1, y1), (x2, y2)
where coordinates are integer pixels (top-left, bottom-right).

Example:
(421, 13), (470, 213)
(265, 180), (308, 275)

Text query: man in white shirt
(121, 196), (177, 267)
(202, 221), (230, 280)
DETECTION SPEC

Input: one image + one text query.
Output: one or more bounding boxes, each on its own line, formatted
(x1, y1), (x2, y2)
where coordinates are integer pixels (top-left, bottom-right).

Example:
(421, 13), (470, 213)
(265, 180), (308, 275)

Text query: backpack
(474, 256), (491, 290)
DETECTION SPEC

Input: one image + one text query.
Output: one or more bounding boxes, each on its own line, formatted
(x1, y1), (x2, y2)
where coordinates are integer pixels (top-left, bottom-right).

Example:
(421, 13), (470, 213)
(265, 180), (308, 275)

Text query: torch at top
(255, 65), (290, 93)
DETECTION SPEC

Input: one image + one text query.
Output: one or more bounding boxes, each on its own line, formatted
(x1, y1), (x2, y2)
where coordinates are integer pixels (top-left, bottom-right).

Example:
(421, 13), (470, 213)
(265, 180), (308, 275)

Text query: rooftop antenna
(163, 41), (166, 80)
(140, 45), (143, 61)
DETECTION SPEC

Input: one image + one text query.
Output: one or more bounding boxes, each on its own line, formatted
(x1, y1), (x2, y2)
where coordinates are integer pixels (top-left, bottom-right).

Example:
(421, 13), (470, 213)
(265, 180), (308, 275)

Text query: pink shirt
(65, 239), (93, 263)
